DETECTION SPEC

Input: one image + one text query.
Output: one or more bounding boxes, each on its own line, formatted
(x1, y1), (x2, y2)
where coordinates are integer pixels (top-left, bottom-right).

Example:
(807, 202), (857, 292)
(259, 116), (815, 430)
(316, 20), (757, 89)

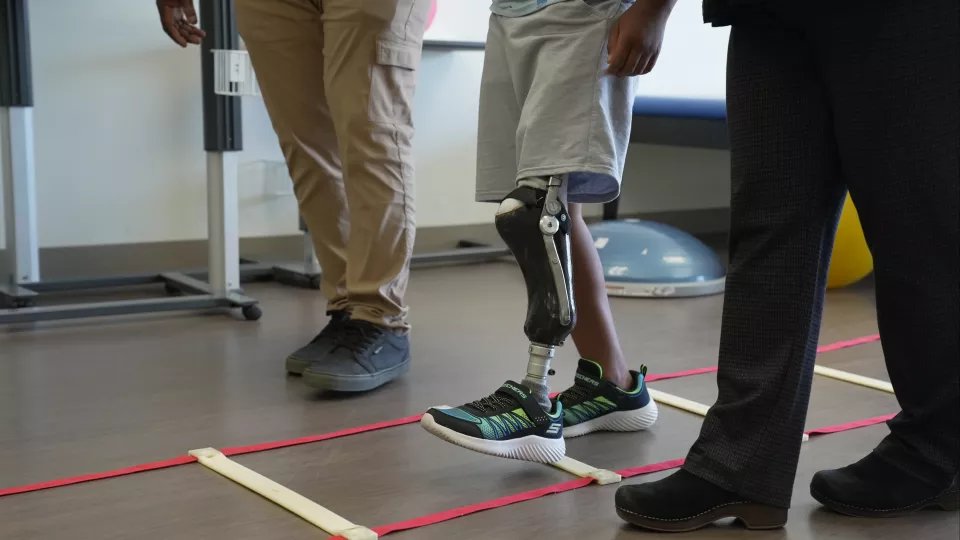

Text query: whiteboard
(423, 0), (490, 44)
(634, 0), (728, 101)
(422, 0), (729, 101)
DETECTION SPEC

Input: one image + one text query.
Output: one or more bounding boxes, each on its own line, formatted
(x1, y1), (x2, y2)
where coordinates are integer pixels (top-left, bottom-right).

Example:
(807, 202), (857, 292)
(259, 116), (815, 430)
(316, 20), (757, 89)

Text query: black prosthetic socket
(495, 185), (576, 347)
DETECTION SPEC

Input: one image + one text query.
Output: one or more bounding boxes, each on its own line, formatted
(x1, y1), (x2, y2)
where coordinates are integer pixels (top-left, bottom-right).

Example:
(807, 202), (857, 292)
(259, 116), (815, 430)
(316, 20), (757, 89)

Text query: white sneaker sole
(562, 399), (659, 439)
(420, 411), (566, 464)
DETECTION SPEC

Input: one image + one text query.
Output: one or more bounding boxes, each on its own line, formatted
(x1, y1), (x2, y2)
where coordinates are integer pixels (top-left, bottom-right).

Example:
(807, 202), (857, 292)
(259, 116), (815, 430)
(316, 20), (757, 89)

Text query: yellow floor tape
(189, 448), (377, 540)
(648, 388), (809, 442)
(551, 456), (622, 485)
(814, 365), (894, 393)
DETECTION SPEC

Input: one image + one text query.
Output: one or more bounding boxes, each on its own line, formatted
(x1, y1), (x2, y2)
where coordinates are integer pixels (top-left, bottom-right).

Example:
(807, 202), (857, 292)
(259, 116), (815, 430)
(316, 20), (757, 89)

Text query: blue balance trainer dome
(588, 220), (726, 298)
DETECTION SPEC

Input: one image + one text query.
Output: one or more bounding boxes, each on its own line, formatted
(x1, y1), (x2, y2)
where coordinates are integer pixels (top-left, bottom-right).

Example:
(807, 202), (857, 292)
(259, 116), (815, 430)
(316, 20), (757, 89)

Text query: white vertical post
(0, 106), (39, 285)
(207, 151), (240, 295)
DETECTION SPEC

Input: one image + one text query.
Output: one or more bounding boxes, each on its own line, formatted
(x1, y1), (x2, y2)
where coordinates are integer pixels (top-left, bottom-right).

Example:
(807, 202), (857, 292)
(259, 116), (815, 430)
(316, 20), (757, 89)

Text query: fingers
(621, 50), (661, 78)
(181, 0), (199, 24)
(619, 47), (645, 77)
(607, 24), (656, 77)
(606, 22), (623, 74)
(160, 6), (188, 47)
(607, 19), (619, 53)
(181, 22), (205, 44)
(630, 56), (648, 77)
(611, 45), (654, 77)
(607, 41), (635, 76)
(607, 47), (630, 76)
(180, 1), (206, 43)
(638, 51), (659, 75)
(159, 2), (205, 47)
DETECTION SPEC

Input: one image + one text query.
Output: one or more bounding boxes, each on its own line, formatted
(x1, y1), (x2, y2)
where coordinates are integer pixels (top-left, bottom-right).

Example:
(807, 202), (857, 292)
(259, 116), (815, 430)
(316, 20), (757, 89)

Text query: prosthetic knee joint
(495, 176), (576, 398)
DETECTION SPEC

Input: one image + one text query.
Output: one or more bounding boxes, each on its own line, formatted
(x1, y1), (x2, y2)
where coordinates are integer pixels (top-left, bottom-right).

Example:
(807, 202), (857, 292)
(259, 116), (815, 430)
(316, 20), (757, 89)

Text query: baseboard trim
(9, 209), (728, 280)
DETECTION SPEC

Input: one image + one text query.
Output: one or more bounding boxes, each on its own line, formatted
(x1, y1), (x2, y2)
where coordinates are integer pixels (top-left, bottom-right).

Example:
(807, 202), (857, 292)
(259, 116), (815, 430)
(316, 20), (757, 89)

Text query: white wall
(0, 0), (729, 249)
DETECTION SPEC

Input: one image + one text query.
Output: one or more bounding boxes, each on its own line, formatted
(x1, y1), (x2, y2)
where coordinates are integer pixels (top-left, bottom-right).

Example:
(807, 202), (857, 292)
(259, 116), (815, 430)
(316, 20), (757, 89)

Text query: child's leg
(553, 202), (658, 439)
(567, 203), (632, 390)
(421, 0), (651, 463)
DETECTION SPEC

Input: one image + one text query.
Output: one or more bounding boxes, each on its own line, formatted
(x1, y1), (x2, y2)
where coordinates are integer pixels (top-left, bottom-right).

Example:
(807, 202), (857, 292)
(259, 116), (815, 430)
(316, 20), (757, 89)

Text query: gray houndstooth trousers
(682, 0), (960, 508)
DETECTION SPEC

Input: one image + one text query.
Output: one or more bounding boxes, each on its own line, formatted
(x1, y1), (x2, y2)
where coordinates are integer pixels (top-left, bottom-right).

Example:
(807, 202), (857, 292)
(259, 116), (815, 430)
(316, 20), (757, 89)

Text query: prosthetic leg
(421, 174), (655, 461)
(495, 175), (576, 410)
(420, 175), (575, 462)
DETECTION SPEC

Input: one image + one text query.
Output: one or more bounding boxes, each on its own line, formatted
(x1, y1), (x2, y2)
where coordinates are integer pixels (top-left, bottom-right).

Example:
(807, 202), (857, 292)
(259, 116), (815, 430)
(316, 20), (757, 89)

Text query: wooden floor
(1, 262), (957, 539)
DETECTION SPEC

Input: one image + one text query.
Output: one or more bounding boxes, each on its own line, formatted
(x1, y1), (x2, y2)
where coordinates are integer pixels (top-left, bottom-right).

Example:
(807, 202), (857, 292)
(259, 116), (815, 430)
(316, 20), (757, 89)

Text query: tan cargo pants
(235, 0), (431, 332)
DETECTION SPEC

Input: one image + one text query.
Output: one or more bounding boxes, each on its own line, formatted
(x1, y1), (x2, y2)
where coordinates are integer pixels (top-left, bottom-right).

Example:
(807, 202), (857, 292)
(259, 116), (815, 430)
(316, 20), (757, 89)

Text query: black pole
(602, 197), (620, 221)
(0, 0), (32, 107)
(200, 0), (242, 152)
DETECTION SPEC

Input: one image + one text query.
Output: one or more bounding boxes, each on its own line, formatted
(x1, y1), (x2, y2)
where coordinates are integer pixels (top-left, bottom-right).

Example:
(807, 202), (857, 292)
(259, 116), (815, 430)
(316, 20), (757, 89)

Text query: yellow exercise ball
(827, 196), (874, 289)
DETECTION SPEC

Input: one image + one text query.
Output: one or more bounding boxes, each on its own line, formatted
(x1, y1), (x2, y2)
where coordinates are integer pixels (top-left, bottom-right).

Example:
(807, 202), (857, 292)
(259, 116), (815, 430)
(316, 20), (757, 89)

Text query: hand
(606, 0), (676, 77)
(157, 0), (205, 47)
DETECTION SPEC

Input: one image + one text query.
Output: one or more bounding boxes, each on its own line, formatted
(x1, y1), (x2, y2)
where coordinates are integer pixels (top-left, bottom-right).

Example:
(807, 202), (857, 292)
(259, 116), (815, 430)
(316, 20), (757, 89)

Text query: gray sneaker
(302, 319), (411, 392)
(285, 310), (349, 375)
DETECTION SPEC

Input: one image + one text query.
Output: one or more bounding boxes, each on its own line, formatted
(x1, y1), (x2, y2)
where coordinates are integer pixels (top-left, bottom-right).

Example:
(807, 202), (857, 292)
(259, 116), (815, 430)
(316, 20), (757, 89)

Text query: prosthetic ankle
(495, 176), (576, 410)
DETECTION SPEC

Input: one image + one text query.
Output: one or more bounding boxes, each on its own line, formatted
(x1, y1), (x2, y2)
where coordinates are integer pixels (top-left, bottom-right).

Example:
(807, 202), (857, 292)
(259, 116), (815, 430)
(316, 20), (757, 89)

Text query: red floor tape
(219, 414), (424, 457)
(806, 414), (895, 436)
(369, 477), (597, 537)
(352, 458), (690, 539)
(646, 366), (718, 382)
(0, 333), (884, 500)
(643, 333), (881, 384)
(330, 416), (894, 539)
(816, 334), (880, 353)
(0, 456), (197, 498)
(0, 417), (425, 499)
(618, 458), (687, 479)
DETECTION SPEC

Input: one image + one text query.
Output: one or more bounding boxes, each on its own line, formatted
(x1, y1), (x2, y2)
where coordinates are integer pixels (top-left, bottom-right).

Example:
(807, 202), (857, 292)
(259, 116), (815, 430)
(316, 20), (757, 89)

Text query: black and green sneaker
(421, 381), (566, 463)
(555, 359), (658, 438)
